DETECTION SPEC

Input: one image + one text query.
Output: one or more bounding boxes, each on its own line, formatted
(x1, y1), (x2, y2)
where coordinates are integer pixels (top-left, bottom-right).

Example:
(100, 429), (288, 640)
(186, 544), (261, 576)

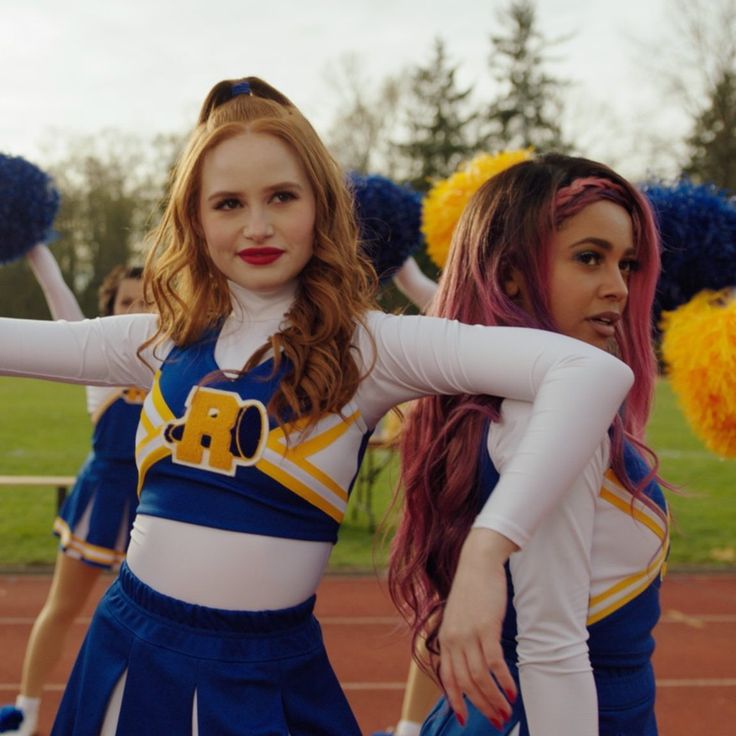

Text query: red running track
(0, 571), (734, 734)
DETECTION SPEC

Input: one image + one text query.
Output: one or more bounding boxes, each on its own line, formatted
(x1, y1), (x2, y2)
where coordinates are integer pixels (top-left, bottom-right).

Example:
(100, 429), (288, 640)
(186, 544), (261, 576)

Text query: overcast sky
(2, 0), (694, 180)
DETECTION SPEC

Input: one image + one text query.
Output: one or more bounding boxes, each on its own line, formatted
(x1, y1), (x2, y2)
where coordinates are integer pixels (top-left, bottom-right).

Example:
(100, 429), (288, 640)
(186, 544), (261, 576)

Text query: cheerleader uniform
(0, 280), (634, 735)
(52, 386), (144, 568)
(22, 245), (145, 570)
(422, 400), (669, 736)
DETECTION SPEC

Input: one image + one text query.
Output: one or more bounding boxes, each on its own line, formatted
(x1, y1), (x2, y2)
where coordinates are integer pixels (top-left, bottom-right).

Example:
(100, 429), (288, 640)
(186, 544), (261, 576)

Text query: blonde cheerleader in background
(0, 153), (148, 736)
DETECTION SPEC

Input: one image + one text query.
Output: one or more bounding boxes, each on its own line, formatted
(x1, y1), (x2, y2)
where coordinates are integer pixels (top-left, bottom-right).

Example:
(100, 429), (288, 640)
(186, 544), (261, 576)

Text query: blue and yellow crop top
(134, 333), (372, 543)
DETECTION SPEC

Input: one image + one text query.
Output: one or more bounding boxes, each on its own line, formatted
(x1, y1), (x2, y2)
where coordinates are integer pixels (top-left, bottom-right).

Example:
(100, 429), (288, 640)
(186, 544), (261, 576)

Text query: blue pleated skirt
(54, 453), (139, 569)
(51, 562), (361, 736)
(420, 659), (657, 736)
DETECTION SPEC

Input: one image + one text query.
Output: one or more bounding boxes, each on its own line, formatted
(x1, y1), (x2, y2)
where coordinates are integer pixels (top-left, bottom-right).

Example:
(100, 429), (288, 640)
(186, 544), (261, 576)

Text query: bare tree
(323, 54), (405, 177)
(645, 0), (736, 187)
(0, 131), (175, 318)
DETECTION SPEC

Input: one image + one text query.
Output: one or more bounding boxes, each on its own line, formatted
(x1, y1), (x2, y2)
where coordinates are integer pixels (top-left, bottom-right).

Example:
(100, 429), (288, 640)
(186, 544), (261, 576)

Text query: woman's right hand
(437, 528), (518, 729)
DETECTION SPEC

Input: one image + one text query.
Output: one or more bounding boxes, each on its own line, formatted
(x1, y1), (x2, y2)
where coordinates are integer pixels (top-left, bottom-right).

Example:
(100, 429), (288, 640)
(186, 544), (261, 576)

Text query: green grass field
(0, 377), (734, 570)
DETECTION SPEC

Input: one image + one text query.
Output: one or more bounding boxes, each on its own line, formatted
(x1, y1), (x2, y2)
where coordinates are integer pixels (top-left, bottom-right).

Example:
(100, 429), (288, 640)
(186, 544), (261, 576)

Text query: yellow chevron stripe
(601, 469), (668, 539)
(135, 411), (161, 454)
(257, 458), (344, 522)
(136, 445), (172, 494)
(263, 412), (360, 503)
(587, 543), (669, 625)
(151, 372), (175, 422)
(589, 542), (668, 609)
(135, 373), (176, 456)
(587, 554), (666, 625)
(260, 448), (349, 504)
(599, 485), (667, 541)
(277, 411), (361, 459)
(140, 409), (155, 436)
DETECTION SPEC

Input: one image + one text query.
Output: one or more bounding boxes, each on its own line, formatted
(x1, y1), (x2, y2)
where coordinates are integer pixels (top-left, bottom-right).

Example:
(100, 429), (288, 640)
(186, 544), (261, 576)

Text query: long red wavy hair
(142, 77), (377, 429)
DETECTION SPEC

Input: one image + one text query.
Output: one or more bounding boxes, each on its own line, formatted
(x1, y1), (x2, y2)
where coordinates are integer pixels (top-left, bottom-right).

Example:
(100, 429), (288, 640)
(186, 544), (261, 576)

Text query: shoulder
(99, 313), (172, 366)
(352, 310), (447, 366)
(96, 312), (159, 335)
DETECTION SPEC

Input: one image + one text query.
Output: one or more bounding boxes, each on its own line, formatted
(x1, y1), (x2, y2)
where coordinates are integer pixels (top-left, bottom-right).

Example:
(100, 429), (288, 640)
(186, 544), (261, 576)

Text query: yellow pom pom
(422, 149), (533, 268)
(661, 290), (736, 457)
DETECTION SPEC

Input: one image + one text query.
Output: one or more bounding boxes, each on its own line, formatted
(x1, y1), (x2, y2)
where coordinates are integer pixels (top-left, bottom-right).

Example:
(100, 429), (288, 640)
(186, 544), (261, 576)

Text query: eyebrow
(206, 181), (304, 203)
(569, 237), (636, 254)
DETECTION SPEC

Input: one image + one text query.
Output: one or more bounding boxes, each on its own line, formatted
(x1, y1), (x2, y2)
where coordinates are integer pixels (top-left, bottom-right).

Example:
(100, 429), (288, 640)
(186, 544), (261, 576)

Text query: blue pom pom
(0, 153), (61, 264)
(0, 705), (24, 731)
(643, 180), (736, 321)
(348, 173), (422, 283)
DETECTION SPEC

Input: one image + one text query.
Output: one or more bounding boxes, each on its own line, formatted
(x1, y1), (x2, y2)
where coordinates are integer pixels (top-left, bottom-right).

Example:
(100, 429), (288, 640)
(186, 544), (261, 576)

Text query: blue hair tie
(231, 81), (252, 97)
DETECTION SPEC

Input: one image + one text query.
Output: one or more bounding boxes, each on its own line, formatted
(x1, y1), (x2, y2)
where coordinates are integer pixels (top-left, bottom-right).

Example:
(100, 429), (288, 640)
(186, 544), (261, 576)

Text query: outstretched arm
(360, 315), (632, 532)
(25, 244), (85, 322)
(0, 314), (160, 390)
(392, 257), (438, 313)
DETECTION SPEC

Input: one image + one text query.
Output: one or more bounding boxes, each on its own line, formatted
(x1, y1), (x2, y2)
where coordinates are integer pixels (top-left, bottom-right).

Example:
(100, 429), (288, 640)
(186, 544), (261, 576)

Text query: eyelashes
(213, 191), (299, 211)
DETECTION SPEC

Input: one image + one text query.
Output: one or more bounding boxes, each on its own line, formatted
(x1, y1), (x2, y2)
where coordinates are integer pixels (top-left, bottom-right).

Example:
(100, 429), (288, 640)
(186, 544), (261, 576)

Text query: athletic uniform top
(135, 330), (371, 542)
(0, 279), (633, 610)
(485, 399), (668, 735)
(89, 386), (146, 460)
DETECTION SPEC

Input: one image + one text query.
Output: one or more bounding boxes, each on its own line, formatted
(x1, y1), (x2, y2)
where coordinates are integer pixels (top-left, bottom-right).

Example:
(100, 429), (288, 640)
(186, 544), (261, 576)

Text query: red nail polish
(506, 688), (517, 703)
(455, 711), (465, 726)
(491, 716), (502, 729)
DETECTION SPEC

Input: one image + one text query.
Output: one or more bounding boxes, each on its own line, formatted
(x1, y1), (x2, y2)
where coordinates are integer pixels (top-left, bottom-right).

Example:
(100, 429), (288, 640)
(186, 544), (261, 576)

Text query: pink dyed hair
(389, 154), (663, 662)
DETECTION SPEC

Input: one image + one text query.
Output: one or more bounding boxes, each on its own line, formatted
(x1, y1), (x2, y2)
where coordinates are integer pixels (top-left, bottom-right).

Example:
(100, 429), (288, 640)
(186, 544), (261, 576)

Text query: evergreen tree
(394, 38), (479, 192)
(484, 0), (569, 152)
(682, 60), (736, 192)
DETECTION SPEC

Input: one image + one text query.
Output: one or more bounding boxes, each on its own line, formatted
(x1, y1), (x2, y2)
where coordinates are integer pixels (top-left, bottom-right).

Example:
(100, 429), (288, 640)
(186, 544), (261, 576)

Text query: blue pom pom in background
(643, 180), (736, 321)
(348, 173), (422, 283)
(0, 153), (61, 264)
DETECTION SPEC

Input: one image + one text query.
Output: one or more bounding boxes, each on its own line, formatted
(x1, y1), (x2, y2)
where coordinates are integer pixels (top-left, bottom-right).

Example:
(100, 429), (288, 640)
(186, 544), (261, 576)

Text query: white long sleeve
(490, 400), (605, 736)
(0, 303), (632, 559)
(355, 311), (633, 548)
(0, 313), (160, 388)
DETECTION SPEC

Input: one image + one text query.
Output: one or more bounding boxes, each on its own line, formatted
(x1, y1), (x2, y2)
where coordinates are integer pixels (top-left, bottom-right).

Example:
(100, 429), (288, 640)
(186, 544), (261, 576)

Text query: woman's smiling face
(198, 131), (316, 293)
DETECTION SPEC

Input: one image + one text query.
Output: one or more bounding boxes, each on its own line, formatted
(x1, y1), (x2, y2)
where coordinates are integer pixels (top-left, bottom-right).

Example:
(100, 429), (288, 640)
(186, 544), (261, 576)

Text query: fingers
(439, 636), (514, 728)
(439, 645), (466, 725)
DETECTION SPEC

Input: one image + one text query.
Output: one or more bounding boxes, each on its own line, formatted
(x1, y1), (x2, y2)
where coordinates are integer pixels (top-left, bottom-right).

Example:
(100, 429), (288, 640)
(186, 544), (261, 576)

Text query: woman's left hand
(437, 528), (518, 728)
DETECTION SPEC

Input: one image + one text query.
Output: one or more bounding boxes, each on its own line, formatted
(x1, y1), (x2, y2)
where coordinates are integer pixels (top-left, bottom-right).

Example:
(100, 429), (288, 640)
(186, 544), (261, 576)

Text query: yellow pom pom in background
(660, 289), (736, 458)
(422, 149), (533, 268)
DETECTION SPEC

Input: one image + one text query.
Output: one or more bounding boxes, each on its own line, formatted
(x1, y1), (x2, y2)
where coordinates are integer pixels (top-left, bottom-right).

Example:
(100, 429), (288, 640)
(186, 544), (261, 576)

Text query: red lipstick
(238, 248), (284, 266)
